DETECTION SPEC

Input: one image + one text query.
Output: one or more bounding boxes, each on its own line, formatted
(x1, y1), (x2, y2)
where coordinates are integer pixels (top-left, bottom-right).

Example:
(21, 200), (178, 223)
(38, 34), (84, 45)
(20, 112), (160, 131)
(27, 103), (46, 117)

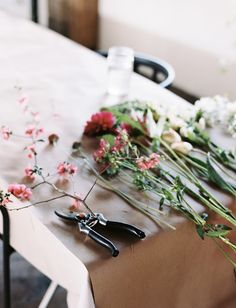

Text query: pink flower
(1, 126), (12, 140)
(35, 127), (44, 137)
(25, 125), (35, 136)
(1, 195), (12, 206)
(24, 165), (35, 180)
(8, 184), (32, 201)
(111, 129), (129, 152)
(93, 139), (109, 162)
(17, 96), (29, 112)
(25, 125), (44, 138)
(84, 111), (115, 136)
(26, 144), (36, 159)
(57, 162), (78, 178)
(69, 194), (82, 211)
(136, 153), (160, 171)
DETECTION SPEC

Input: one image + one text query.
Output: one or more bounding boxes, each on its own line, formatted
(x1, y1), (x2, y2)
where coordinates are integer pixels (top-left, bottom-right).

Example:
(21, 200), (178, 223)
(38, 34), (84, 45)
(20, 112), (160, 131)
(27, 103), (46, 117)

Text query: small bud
(162, 129), (181, 144)
(171, 141), (193, 155)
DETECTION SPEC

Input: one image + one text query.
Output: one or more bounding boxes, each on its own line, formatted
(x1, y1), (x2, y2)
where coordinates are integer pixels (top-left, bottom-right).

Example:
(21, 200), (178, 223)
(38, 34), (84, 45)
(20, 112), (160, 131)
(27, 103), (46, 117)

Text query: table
(0, 10), (236, 308)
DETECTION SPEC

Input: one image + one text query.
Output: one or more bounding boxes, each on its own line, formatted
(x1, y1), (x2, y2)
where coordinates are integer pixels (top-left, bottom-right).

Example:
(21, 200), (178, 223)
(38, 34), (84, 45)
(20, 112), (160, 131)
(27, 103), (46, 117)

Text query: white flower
(171, 141), (193, 155)
(194, 95), (228, 126)
(130, 109), (144, 122)
(145, 108), (160, 138)
(195, 117), (206, 130)
(162, 129), (181, 144)
(168, 115), (187, 130)
(179, 126), (194, 138)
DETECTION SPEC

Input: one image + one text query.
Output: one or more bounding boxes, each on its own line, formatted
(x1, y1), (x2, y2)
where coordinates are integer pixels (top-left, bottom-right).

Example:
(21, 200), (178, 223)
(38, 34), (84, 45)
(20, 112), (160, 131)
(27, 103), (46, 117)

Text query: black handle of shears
(80, 222), (119, 257)
(106, 221), (146, 239)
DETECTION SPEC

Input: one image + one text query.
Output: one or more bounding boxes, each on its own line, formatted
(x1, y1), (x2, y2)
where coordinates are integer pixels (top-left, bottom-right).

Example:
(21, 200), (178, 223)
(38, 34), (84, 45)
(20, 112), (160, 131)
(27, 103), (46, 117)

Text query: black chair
(97, 50), (175, 88)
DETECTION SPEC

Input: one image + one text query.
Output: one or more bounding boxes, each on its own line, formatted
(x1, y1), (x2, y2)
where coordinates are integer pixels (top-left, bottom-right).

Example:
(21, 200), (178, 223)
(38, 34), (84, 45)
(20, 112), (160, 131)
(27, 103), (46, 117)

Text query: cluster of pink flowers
(136, 153), (160, 171)
(25, 125), (44, 138)
(57, 162), (78, 178)
(1, 126), (12, 140)
(8, 184), (32, 201)
(84, 111), (115, 136)
(111, 129), (129, 152)
(93, 139), (109, 162)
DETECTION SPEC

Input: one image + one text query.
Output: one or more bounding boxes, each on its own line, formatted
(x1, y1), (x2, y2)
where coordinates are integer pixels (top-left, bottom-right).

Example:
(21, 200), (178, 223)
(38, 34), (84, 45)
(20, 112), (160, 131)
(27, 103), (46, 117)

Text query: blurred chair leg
(0, 206), (12, 308)
(38, 281), (58, 308)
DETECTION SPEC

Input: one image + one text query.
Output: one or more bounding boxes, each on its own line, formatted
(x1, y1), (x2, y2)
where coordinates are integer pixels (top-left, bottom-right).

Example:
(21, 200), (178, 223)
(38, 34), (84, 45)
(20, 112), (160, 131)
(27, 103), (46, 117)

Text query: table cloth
(0, 10), (236, 308)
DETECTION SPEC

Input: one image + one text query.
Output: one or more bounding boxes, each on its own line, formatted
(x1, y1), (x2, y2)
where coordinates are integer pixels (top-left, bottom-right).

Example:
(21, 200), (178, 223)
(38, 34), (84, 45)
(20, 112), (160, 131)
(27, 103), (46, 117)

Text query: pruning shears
(55, 210), (146, 257)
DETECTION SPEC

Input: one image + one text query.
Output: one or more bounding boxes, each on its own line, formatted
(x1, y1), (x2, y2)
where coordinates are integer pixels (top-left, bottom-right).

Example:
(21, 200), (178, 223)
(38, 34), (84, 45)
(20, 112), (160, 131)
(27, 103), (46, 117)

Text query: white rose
(171, 141), (193, 155)
(162, 129), (181, 144)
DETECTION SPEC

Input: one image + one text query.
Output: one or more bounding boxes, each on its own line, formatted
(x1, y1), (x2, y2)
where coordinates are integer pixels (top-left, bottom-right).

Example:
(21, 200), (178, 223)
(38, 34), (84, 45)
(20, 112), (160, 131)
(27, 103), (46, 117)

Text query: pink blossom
(1, 126), (12, 140)
(1, 196), (12, 206)
(35, 127), (44, 137)
(25, 125), (35, 136)
(93, 139), (109, 162)
(84, 111), (115, 136)
(136, 153), (160, 171)
(8, 184), (32, 201)
(57, 162), (78, 178)
(69, 195), (82, 211)
(26, 144), (36, 159)
(25, 125), (44, 138)
(24, 165), (35, 180)
(17, 96), (29, 109)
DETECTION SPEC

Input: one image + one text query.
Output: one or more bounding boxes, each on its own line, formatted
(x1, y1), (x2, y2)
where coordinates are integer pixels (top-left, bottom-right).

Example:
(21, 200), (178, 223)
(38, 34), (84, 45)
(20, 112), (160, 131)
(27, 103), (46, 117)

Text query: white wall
(0, 0), (48, 26)
(98, 0), (236, 99)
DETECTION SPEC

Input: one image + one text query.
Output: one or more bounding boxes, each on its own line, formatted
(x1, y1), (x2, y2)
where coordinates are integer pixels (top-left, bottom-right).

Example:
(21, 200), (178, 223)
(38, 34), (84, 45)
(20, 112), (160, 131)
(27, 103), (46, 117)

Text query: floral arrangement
(1, 94), (236, 273)
(81, 98), (236, 270)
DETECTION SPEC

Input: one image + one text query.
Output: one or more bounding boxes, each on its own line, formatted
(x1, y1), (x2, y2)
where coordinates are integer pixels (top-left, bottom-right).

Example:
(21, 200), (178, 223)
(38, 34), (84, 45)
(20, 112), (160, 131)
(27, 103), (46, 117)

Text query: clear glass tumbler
(107, 46), (134, 96)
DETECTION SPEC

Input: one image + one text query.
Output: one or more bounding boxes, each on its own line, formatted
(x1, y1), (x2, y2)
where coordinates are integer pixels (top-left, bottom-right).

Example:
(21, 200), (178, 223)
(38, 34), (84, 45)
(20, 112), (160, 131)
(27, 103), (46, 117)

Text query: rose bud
(162, 129), (181, 144)
(171, 141), (193, 155)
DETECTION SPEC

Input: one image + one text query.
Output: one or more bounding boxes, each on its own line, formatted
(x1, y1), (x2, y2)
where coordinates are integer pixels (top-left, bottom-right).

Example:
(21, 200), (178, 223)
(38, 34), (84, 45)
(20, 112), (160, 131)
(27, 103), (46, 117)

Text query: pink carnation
(84, 111), (115, 136)
(1, 126), (12, 140)
(57, 162), (78, 178)
(8, 184), (32, 201)
(136, 153), (160, 171)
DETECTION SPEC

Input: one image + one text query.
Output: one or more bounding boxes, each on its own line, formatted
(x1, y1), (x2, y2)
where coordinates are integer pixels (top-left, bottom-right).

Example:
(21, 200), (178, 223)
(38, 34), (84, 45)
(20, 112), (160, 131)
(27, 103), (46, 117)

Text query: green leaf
(101, 134), (115, 146)
(206, 153), (236, 196)
(111, 110), (145, 133)
(159, 197), (165, 210)
(205, 229), (231, 238)
(205, 224), (232, 238)
(196, 225), (205, 240)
